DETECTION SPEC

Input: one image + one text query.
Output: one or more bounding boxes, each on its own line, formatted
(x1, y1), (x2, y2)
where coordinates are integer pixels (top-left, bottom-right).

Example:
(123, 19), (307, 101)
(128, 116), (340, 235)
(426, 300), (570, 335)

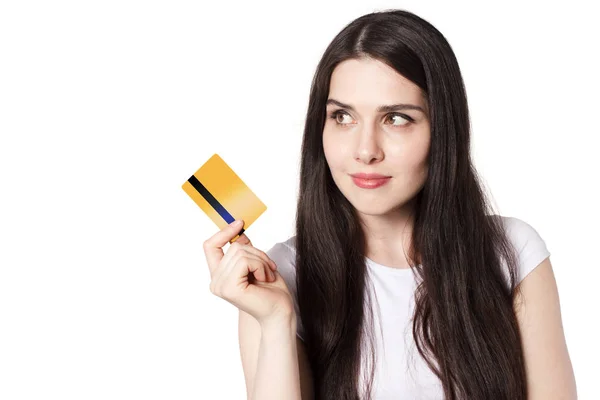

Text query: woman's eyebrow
(326, 98), (425, 114)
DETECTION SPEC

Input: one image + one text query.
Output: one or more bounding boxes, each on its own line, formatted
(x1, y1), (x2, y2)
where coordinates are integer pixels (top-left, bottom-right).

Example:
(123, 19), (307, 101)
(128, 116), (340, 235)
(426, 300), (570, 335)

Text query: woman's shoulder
(491, 214), (552, 285)
(494, 214), (549, 253)
(266, 235), (298, 279)
(266, 235), (297, 259)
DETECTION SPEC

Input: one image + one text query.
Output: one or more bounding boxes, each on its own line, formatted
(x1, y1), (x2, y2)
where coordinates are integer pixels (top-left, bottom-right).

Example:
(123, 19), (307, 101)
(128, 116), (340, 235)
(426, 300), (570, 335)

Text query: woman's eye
(328, 110), (414, 127)
(386, 113), (413, 126)
(329, 110), (354, 125)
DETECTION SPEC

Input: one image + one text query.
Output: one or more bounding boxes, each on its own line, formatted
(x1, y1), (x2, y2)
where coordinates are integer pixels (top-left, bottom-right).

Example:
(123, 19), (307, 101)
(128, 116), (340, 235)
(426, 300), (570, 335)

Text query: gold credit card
(182, 153), (267, 242)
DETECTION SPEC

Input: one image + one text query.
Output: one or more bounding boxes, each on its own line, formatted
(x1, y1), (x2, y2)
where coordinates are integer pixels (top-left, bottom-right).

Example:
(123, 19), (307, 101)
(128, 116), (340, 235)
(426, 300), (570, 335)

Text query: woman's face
(323, 58), (431, 217)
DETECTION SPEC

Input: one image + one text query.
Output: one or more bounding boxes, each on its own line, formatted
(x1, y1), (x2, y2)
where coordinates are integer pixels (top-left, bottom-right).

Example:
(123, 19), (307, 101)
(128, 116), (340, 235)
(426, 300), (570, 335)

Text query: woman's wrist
(258, 311), (296, 335)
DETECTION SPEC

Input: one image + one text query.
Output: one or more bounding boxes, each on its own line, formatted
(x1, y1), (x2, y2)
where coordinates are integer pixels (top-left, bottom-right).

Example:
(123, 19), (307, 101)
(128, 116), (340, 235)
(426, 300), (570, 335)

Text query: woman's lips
(351, 176), (391, 189)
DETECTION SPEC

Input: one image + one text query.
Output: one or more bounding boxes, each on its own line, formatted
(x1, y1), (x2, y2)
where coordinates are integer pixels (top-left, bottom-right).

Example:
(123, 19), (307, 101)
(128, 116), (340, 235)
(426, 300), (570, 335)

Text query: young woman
(203, 9), (577, 400)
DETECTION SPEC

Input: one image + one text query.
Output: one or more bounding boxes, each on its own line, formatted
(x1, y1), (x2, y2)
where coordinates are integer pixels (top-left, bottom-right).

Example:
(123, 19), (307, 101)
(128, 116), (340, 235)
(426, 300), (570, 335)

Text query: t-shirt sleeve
(265, 240), (305, 341)
(503, 216), (551, 285)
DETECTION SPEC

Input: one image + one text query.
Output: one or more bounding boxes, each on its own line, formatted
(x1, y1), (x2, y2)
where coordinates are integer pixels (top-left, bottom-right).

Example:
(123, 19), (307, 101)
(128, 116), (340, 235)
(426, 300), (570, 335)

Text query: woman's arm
(514, 257), (577, 399)
(239, 310), (314, 400)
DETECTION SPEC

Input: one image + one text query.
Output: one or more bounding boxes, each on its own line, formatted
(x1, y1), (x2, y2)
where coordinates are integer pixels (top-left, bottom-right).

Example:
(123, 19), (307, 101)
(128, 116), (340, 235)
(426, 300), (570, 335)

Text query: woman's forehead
(328, 59), (425, 109)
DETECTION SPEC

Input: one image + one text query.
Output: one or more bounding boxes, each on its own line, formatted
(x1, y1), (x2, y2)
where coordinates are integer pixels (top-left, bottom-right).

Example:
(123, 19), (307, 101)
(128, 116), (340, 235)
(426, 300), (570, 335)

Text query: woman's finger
(237, 244), (277, 272)
(231, 253), (274, 285)
(213, 256), (271, 298)
(223, 251), (274, 283)
(234, 233), (252, 246)
(203, 220), (245, 275)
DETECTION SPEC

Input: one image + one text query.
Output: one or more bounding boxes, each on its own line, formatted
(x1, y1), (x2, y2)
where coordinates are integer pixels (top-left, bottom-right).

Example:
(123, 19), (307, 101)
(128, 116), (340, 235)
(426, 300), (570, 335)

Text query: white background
(1, 0), (598, 398)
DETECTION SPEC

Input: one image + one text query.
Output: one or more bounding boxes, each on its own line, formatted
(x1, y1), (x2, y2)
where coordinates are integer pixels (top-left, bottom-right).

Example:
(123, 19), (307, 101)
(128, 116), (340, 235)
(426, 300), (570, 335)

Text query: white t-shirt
(265, 215), (551, 399)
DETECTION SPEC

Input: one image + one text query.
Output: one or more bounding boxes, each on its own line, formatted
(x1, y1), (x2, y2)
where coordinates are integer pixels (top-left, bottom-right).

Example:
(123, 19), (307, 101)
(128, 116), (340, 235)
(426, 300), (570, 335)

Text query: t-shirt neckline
(365, 256), (418, 275)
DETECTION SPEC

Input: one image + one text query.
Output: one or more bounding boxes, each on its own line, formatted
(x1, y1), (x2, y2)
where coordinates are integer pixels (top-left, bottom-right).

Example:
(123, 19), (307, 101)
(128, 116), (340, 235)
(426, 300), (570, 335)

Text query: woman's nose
(354, 126), (384, 164)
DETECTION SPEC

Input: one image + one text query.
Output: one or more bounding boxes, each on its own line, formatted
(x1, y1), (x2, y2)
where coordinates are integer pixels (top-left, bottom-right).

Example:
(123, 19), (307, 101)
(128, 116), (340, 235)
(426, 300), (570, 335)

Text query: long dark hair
(295, 9), (525, 400)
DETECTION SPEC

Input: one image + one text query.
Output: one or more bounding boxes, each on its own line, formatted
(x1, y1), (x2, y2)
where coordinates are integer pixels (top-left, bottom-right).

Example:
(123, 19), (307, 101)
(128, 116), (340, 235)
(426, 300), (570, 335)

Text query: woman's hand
(203, 220), (295, 326)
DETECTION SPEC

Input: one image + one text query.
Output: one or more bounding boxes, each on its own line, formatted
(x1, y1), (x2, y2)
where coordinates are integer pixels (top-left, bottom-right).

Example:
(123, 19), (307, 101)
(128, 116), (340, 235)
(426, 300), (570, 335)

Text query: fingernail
(231, 220), (243, 226)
